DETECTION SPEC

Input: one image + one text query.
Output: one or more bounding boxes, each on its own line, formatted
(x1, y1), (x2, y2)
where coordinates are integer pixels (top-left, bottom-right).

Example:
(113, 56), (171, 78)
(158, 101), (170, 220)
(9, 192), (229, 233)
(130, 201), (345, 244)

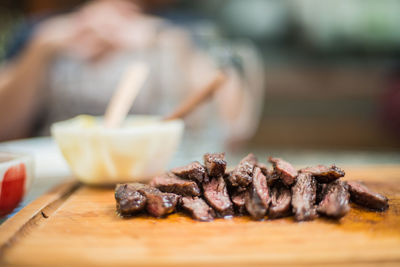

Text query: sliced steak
(256, 162), (270, 177)
(300, 165), (345, 183)
(231, 191), (247, 215)
(150, 172), (200, 197)
(229, 153), (258, 188)
(268, 186), (292, 219)
(204, 152), (226, 177)
(291, 172), (318, 221)
(115, 184), (147, 216)
(347, 181), (389, 211)
(145, 191), (180, 218)
(317, 181), (350, 219)
(203, 176), (234, 217)
(268, 157), (298, 186)
(245, 167), (270, 220)
(171, 161), (207, 183)
(125, 183), (180, 217)
(180, 197), (215, 221)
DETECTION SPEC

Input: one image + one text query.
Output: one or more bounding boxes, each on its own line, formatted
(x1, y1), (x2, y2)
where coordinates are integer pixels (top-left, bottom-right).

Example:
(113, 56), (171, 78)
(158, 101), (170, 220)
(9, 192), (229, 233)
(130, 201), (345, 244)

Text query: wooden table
(1, 165), (400, 266)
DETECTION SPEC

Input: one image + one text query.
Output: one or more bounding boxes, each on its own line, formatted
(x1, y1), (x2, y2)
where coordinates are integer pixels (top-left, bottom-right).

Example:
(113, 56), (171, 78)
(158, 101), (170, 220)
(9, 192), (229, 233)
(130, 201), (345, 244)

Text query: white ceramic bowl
(51, 115), (184, 185)
(0, 152), (34, 217)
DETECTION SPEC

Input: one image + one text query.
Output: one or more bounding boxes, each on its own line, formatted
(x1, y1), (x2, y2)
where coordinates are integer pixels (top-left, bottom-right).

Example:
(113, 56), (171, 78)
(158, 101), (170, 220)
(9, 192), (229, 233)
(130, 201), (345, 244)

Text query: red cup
(0, 153), (34, 217)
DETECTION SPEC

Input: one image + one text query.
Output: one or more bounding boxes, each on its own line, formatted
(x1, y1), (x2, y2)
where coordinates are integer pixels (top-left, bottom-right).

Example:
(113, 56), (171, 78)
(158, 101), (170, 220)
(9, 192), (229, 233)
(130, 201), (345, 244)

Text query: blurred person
(0, 0), (264, 152)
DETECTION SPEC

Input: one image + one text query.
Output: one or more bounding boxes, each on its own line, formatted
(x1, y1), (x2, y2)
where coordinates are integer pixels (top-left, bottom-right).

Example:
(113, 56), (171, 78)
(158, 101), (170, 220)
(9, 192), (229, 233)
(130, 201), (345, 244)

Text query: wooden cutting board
(1, 165), (400, 266)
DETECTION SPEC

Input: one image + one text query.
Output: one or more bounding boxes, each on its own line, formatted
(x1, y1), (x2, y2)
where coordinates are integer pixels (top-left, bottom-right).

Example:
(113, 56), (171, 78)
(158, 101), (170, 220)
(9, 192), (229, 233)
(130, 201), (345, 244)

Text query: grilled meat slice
(120, 183), (180, 217)
(229, 153), (258, 188)
(268, 157), (298, 186)
(347, 181), (389, 211)
(317, 181), (350, 219)
(256, 162), (270, 177)
(300, 165), (345, 183)
(245, 167), (270, 220)
(204, 152), (226, 177)
(150, 172), (200, 197)
(180, 197), (215, 221)
(145, 191), (180, 218)
(171, 161), (207, 183)
(268, 186), (291, 219)
(231, 191), (247, 215)
(115, 184), (147, 216)
(203, 176), (234, 217)
(291, 172), (318, 221)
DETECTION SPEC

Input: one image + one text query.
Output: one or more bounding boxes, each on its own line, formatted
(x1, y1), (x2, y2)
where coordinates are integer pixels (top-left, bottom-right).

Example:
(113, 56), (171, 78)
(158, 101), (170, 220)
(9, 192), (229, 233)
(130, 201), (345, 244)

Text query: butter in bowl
(51, 115), (184, 185)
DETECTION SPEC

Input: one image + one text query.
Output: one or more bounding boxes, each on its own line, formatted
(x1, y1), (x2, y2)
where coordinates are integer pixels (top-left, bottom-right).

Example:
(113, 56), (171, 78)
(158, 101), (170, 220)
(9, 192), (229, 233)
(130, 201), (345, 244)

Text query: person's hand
(31, 0), (160, 62)
(31, 15), (85, 59)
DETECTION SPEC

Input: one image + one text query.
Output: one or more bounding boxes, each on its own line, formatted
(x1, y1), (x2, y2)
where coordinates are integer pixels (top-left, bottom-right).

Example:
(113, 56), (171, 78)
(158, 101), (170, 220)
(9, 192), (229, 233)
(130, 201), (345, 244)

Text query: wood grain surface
(0, 165), (400, 266)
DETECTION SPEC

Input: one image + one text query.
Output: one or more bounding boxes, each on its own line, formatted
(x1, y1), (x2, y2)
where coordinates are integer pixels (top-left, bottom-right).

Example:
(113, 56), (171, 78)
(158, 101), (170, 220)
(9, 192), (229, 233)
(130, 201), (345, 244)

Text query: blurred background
(1, 0), (400, 151)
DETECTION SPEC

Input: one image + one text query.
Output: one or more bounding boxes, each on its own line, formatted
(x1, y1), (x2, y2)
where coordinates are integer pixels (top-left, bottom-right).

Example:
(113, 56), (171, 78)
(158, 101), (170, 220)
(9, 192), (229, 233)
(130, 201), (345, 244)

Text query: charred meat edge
(268, 157), (298, 186)
(229, 153), (258, 188)
(204, 152), (227, 177)
(300, 165), (345, 183)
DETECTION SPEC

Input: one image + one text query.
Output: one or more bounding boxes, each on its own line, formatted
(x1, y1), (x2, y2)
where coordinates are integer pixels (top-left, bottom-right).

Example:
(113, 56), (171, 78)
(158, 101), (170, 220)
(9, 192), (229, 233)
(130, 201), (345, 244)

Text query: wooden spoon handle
(163, 71), (226, 121)
(104, 62), (149, 128)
